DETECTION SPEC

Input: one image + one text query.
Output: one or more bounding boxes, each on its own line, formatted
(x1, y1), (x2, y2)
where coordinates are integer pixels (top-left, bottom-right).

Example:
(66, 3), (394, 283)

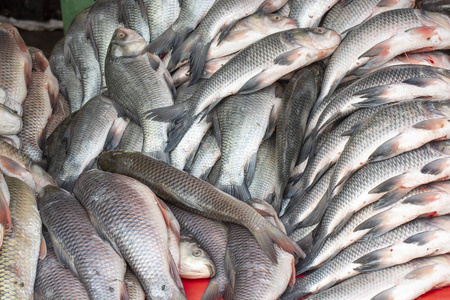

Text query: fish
(0, 103), (22, 135)
(54, 95), (128, 191)
(0, 135), (21, 150)
(0, 23), (32, 105)
(0, 177), (42, 299)
(142, 0), (180, 42)
(185, 129), (221, 180)
(49, 38), (83, 113)
(124, 269), (145, 300)
(420, 0), (450, 14)
(38, 185), (127, 300)
(34, 232), (89, 300)
(73, 170), (185, 299)
(167, 203), (229, 300)
(65, 8), (102, 107)
(45, 93), (70, 139)
(0, 172), (10, 244)
(180, 236), (215, 279)
(289, 224), (317, 245)
(147, 0), (217, 55)
(288, 0), (339, 28)
(213, 85), (282, 201)
(19, 47), (58, 163)
(274, 1), (291, 17)
(97, 150), (305, 263)
(105, 27), (174, 160)
(168, 0), (288, 84)
(149, 28), (340, 150)
(117, 121), (144, 152)
(120, 0), (150, 42)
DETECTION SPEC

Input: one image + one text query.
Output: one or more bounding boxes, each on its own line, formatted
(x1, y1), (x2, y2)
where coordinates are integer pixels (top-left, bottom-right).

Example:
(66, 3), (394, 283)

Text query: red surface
(181, 277), (450, 300)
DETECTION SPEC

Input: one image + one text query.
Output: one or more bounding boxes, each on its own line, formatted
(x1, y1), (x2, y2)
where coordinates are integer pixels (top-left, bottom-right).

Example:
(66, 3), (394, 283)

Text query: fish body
(142, 0), (180, 42)
(289, 0), (339, 28)
(180, 236), (215, 279)
(120, 0), (150, 42)
(117, 122), (144, 152)
(0, 103), (21, 135)
(185, 130), (221, 180)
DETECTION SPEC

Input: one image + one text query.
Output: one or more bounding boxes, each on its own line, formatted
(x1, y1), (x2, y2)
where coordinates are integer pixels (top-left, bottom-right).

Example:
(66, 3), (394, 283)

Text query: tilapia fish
(38, 185), (127, 300)
(0, 23), (31, 105)
(0, 177), (42, 299)
(149, 28), (340, 149)
(19, 47), (58, 162)
(105, 28), (174, 161)
(0, 103), (21, 135)
(185, 130), (221, 180)
(73, 170), (185, 299)
(97, 151), (305, 263)
(289, 0), (339, 28)
(180, 236), (215, 279)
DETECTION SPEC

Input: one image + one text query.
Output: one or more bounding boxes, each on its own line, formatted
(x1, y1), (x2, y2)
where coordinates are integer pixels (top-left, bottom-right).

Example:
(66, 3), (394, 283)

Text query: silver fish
(289, 0), (339, 28)
(0, 103), (21, 135)
(180, 236), (215, 279)
(120, 0), (150, 42)
(117, 121), (144, 152)
(124, 269), (145, 300)
(185, 130), (221, 180)
(142, 0), (180, 42)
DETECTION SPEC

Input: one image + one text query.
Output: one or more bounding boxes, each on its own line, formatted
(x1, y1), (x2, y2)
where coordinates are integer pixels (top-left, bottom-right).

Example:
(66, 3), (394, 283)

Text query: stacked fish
(1, 0), (450, 299)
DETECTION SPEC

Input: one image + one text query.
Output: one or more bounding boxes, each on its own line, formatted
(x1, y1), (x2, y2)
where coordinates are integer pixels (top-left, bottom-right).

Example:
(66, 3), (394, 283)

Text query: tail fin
(168, 33), (198, 71)
(188, 40), (213, 85)
(147, 27), (191, 56)
(201, 277), (228, 300)
(215, 183), (251, 202)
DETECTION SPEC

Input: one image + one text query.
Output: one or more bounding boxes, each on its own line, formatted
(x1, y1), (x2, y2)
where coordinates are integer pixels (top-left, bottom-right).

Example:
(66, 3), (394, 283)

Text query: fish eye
(118, 32), (126, 39)
(193, 249), (202, 257)
(314, 28), (325, 34)
(274, 16), (281, 21)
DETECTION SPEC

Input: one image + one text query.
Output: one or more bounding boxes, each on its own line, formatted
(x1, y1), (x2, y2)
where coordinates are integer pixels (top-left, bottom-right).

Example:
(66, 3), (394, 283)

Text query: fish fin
(413, 118), (448, 130)
(354, 213), (384, 232)
(279, 278), (310, 300)
(353, 249), (388, 272)
(329, 213), (354, 241)
(198, 167), (214, 181)
(215, 183), (251, 202)
(146, 101), (187, 123)
(187, 40), (213, 85)
(289, 257), (296, 287)
(248, 198), (285, 232)
(352, 97), (391, 108)
(39, 233), (47, 260)
(300, 193), (329, 227)
(118, 1), (128, 26)
(168, 251), (184, 292)
(369, 173), (407, 194)
(264, 103), (280, 140)
(168, 33), (196, 71)
(146, 52), (161, 71)
(87, 211), (123, 256)
(155, 197), (181, 243)
(341, 122), (363, 136)
(211, 109), (221, 149)
(404, 264), (436, 280)
(0, 182), (11, 235)
(371, 289), (396, 300)
(402, 192), (442, 205)
(377, 0), (403, 7)
(144, 150), (171, 164)
(50, 232), (79, 277)
(403, 77), (441, 87)
(0, 156), (29, 180)
(224, 248), (235, 290)
(368, 135), (402, 162)
(34, 51), (49, 72)
(85, 20), (99, 62)
(223, 284), (233, 300)
(104, 117), (128, 151)
(148, 27), (188, 55)
(421, 158), (450, 175)
(404, 230), (438, 246)
(296, 232), (314, 259)
(62, 124), (72, 153)
(217, 20), (238, 45)
(120, 281), (129, 300)
(274, 49), (301, 66)
(237, 71), (268, 95)
(297, 135), (315, 167)
(201, 278), (226, 300)
(375, 188), (411, 209)
(108, 98), (139, 125)
(340, 23), (360, 36)
(245, 152), (258, 188)
(295, 242), (319, 274)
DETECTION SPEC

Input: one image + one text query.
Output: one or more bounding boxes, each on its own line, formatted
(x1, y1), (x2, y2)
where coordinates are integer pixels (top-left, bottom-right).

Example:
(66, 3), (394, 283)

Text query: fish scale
(289, 0), (339, 28)
(143, 0), (180, 42)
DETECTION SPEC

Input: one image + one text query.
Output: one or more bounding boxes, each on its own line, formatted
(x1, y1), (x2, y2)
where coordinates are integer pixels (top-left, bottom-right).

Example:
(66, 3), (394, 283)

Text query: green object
(60, 0), (96, 34)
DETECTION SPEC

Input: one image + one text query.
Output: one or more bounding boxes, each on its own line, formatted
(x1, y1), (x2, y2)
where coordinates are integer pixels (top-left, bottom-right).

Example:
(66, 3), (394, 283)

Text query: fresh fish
(65, 8), (102, 107)
(314, 141), (450, 247)
(0, 172), (10, 245)
(213, 85), (282, 201)
(38, 185), (127, 300)
(275, 1), (291, 17)
(322, 0), (415, 37)
(147, 0), (216, 55)
(289, 0), (339, 28)
(0, 23), (31, 104)
(73, 170), (185, 299)
(317, 9), (450, 105)
(420, 0), (450, 14)
(0, 177), (42, 299)
(49, 38), (83, 113)
(97, 151), (305, 263)
(86, 0), (123, 88)
(167, 203), (229, 300)
(206, 14), (298, 61)
(105, 28), (174, 160)
(117, 121), (144, 152)
(149, 28), (340, 150)
(124, 269), (145, 300)
(185, 130), (221, 180)
(0, 103), (21, 135)
(306, 255), (450, 300)
(0, 135), (21, 150)
(168, 0), (288, 83)
(180, 236), (215, 279)
(142, 0), (180, 42)
(45, 93), (70, 139)
(34, 232), (89, 300)
(19, 47), (58, 162)
(54, 95), (127, 191)
(289, 224), (317, 245)
(120, 0), (150, 42)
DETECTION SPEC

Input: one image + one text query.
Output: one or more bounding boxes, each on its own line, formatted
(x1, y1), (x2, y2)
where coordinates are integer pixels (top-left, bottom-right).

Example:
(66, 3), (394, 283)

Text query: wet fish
(420, 0), (450, 14)
(185, 130), (221, 180)
(97, 150), (305, 264)
(0, 172), (10, 245)
(45, 93), (70, 139)
(0, 135), (21, 150)
(19, 47), (58, 162)
(180, 236), (215, 279)
(142, 0), (180, 42)
(55, 95), (127, 191)
(124, 269), (145, 300)
(117, 121), (144, 152)
(289, 0), (339, 28)
(120, 0), (150, 42)
(0, 103), (21, 135)
(0, 177), (42, 299)
(275, 1), (291, 17)
(73, 170), (185, 299)
(289, 224), (317, 245)
(105, 28), (174, 160)
(38, 185), (127, 300)
(0, 23), (31, 105)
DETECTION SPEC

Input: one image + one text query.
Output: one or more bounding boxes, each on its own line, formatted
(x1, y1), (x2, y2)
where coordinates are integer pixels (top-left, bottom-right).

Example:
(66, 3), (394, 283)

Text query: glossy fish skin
(45, 93), (70, 139)
(0, 172), (10, 244)
(120, 0), (150, 42)
(0, 103), (22, 135)
(65, 8), (102, 108)
(214, 85), (282, 201)
(73, 170), (186, 300)
(0, 23), (31, 105)
(142, 0), (180, 43)
(420, 0), (450, 14)
(105, 28), (174, 160)
(289, 224), (317, 244)
(185, 130), (221, 180)
(117, 121), (144, 152)
(49, 38), (83, 113)
(289, 0), (338, 28)
(306, 255), (450, 300)
(38, 185), (127, 300)
(124, 269), (145, 300)
(0, 177), (41, 299)
(97, 151), (305, 264)
(167, 203), (229, 300)
(19, 47), (58, 163)
(55, 95), (127, 191)
(180, 236), (215, 279)
(149, 28), (340, 150)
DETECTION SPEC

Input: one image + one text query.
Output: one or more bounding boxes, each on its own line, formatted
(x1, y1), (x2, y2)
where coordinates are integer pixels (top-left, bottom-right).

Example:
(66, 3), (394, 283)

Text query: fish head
(0, 23), (28, 53)
(247, 14), (298, 33)
(108, 27), (147, 58)
(97, 150), (126, 171)
(282, 28), (341, 54)
(30, 163), (57, 193)
(179, 237), (215, 279)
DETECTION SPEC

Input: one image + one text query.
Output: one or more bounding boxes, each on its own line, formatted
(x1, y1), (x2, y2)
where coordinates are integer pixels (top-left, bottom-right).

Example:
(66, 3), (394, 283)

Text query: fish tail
(187, 39), (212, 85)
(168, 33), (198, 71)
(146, 102), (188, 123)
(147, 27), (191, 56)
(279, 282), (309, 300)
(143, 150), (171, 164)
(165, 114), (196, 152)
(201, 278), (227, 300)
(215, 182), (251, 202)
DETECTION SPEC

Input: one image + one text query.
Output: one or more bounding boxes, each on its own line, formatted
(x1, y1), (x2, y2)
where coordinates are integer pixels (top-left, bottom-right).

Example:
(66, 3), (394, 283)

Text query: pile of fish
(1, 0), (450, 298)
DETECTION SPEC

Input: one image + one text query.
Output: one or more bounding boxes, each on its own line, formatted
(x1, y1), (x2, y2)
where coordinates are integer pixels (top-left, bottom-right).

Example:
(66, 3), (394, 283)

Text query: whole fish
(19, 47), (58, 162)
(38, 185), (127, 300)
(420, 0), (450, 14)
(97, 151), (305, 263)
(73, 170), (186, 300)
(167, 203), (229, 300)
(105, 28), (174, 160)
(0, 23), (31, 104)
(180, 236), (215, 279)
(0, 177), (42, 299)
(45, 93), (70, 139)
(49, 38), (83, 113)
(322, 0), (415, 37)
(65, 8), (102, 107)
(54, 95), (127, 191)
(149, 28), (340, 149)
(124, 269), (145, 300)
(142, 0), (180, 42)
(317, 9), (450, 105)
(120, 0), (150, 42)
(289, 0), (339, 28)
(0, 103), (21, 135)
(306, 255), (450, 300)
(117, 121), (144, 152)
(147, 0), (216, 55)
(185, 130), (221, 180)
(213, 85), (282, 201)
(168, 0), (288, 83)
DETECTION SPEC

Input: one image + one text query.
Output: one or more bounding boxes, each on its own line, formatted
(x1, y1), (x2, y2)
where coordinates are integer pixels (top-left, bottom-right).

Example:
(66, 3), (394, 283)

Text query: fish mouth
(207, 264), (216, 278)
